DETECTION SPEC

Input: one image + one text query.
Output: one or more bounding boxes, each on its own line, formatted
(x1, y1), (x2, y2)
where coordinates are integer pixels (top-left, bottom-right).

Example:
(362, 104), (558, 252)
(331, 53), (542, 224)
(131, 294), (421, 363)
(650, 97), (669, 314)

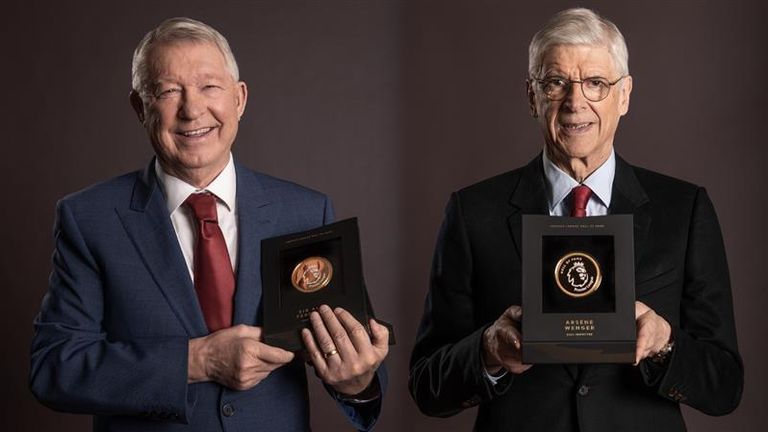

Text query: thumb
(220, 324), (263, 340)
(635, 301), (650, 319)
(258, 343), (296, 365)
(369, 319), (390, 351)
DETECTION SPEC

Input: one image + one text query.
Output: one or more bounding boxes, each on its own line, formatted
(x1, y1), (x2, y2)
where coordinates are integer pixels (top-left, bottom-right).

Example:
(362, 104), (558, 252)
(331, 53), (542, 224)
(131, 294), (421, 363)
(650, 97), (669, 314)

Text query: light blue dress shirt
(542, 149), (615, 217)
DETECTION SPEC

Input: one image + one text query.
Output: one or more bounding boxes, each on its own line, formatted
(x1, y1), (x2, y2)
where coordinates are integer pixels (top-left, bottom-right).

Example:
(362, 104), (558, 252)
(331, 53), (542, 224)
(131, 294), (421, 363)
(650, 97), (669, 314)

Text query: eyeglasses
(532, 76), (626, 102)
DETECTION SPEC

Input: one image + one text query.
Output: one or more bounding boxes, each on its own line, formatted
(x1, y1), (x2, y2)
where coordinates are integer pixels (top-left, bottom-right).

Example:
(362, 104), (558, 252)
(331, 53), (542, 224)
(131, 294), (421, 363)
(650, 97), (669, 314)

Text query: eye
(202, 84), (223, 93)
(584, 78), (609, 90)
(155, 87), (181, 99)
(544, 77), (568, 88)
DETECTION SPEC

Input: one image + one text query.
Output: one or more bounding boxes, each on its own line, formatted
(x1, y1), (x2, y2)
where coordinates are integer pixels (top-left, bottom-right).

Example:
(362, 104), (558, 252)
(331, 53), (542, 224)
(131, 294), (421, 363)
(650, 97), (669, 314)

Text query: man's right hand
(188, 325), (295, 390)
(482, 305), (532, 375)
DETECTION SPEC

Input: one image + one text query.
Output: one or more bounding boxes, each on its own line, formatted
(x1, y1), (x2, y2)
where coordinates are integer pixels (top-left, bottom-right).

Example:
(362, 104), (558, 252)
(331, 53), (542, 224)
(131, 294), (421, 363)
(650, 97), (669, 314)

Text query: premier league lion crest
(554, 252), (602, 298)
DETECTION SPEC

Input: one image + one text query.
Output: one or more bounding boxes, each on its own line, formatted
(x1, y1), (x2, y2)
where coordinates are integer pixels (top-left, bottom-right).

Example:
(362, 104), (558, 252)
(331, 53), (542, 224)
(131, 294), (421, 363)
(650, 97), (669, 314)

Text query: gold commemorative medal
(291, 257), (333, 293)
(554, 252), (602, 298)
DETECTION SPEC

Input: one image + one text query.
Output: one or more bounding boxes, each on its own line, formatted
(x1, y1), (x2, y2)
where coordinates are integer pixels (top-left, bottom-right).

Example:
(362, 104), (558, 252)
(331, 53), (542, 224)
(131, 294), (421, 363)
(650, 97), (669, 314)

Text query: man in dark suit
(409, 8), (742, 431)
(30, 17), (388, 431)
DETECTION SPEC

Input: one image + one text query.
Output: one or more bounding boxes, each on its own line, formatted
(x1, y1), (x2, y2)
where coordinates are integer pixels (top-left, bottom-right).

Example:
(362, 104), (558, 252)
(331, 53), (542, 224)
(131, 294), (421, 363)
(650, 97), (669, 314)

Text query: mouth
(559, 122), (594, 135)
(176, 126), (216, 138)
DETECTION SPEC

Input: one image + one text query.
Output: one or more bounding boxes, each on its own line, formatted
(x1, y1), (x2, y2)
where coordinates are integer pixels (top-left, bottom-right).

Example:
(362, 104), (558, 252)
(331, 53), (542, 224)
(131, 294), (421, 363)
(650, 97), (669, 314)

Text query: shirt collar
(542, 149), (615, 212)
(154, 153), (237, 215)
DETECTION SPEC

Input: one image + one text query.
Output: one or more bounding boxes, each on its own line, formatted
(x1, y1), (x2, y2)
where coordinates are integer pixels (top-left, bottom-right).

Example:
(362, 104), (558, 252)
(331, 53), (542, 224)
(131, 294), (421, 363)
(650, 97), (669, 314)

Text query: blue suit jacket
(31, 160), (384, 431)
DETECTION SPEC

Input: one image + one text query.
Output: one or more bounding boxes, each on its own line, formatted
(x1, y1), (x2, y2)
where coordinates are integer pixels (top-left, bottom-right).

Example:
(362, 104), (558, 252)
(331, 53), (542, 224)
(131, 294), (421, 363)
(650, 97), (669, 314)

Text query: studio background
(3, 0), (766, 430)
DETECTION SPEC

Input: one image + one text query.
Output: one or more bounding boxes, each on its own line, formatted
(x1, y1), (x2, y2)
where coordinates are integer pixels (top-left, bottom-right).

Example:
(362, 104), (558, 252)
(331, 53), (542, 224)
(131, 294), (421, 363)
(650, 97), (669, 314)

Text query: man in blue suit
(30, 17), (388, 431)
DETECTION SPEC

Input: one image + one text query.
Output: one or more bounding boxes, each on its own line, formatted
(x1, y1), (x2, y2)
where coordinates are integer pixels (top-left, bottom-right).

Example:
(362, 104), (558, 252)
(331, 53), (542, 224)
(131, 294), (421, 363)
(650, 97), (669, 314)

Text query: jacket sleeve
(327, 366), (388, 432)
(640, 188), (743, 415)
(30, 199), (195, 423)
(409, 193), (512, 417)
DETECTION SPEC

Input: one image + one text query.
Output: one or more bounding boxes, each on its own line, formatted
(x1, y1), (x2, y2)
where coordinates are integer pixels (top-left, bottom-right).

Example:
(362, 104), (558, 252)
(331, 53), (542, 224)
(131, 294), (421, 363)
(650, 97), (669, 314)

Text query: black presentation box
(261, 218), (394, 351)
(521, 215), (635, 363)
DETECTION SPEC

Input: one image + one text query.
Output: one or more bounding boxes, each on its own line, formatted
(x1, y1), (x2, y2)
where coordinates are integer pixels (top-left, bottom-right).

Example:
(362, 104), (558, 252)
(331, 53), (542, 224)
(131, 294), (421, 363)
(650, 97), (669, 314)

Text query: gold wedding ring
(324, 348), (339, 359)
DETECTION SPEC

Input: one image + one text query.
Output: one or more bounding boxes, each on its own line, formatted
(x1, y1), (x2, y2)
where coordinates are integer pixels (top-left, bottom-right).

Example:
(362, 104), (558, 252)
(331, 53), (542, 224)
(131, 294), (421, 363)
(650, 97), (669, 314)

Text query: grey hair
(528, 8), (628, 78)
(131, 17), (240, 95)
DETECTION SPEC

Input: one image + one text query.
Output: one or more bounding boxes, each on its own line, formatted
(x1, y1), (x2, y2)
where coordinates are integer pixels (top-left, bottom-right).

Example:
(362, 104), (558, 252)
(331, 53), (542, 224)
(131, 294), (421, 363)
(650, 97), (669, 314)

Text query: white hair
(131, 17), (240, 95)
(528, 8), (629, 78)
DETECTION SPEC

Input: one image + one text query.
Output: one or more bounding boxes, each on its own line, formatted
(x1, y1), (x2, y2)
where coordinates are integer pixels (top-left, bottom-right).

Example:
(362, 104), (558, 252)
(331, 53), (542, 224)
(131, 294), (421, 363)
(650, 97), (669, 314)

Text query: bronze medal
(291, 256), (333, 293)
(554, 251), (602, 298)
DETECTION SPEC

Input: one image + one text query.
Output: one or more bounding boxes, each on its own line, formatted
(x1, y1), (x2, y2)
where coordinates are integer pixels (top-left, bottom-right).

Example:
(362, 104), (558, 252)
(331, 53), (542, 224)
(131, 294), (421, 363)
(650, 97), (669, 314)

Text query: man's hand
(188, 325), (295, 390)
(482, 305), (532, 375)
(635, 301), (672, 364)
(301, 305), (389, 397)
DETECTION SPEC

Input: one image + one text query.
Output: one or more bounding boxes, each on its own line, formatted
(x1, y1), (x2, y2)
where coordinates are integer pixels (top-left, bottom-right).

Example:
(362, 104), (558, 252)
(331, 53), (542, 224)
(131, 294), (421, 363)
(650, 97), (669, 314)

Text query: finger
(317, 305), (357, 359)
(250, 326), (264, 341)
(635, 301), (650, 319)
(504, 305), (523, 322)
(369, 318), (390, 352)
(309, 309), (345, 363)
(635, 320), (651, 364)
(500, 326), (521, 350)
(301, 327), (328, 374)
(222, 324), (263, 340)
(254, 342), (295, 365)
(334, 308), (372, 352)
(515, 364), (534, 373)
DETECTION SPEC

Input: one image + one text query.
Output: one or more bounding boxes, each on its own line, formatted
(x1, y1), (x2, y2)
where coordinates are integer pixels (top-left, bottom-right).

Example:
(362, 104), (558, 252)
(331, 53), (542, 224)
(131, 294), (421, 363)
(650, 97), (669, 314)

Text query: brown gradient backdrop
(2, 0), (766, 430)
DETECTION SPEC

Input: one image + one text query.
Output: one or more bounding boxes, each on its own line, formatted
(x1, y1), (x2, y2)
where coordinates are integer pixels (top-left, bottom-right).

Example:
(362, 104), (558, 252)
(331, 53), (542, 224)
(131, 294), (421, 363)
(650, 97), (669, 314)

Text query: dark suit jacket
(31, 161), (384, 431)
(409, 155), (743, 431)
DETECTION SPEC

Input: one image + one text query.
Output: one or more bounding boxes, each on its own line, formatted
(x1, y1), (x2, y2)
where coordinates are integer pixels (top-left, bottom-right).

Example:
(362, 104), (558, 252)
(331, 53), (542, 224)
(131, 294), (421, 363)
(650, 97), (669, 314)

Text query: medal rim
(291, 256), (334, 293)
(554, 251), (602, 298)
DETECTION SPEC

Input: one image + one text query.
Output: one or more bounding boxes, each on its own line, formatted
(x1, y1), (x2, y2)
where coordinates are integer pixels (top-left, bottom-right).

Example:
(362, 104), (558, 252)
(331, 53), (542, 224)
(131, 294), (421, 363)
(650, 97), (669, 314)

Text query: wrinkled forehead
(539, 43), (619, 76)
(145, 40), (230, 79)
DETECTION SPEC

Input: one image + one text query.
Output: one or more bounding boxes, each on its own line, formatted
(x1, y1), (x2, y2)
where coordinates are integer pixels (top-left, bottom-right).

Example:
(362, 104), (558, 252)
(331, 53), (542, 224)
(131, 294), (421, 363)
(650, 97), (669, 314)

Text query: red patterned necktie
(570, 185), (593, 218)
(185, 192), (235, 333)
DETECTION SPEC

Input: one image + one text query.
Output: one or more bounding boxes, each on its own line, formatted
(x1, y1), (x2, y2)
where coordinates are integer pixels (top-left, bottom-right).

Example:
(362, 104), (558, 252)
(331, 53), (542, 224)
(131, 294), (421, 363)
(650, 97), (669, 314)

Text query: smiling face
(131, 41), (247, 187)
(528, 44), (631, 178)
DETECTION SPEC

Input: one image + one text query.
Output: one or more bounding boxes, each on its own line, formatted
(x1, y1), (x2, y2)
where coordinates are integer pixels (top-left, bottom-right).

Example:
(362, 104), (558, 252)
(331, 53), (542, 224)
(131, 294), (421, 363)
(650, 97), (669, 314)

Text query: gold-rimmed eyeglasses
(532, 76), (626, 102)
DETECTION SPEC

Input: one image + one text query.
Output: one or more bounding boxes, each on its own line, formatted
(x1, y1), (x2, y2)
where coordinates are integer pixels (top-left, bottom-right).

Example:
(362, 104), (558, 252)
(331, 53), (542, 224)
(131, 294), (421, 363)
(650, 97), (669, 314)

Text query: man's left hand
(301, 305), (389, 397)
(635, 300), (672, 364)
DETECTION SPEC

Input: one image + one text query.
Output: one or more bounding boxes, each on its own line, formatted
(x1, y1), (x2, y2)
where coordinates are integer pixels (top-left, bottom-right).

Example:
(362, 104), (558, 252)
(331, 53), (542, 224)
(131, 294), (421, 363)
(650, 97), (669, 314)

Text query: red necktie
(570, 185), (593, 218)
(185, 192), (235, 333)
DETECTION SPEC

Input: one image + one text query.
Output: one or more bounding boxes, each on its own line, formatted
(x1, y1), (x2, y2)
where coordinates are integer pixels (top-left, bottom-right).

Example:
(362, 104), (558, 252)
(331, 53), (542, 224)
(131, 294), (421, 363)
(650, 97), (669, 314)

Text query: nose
(178, 88), (205, 120)
(561, 81), (588, 112)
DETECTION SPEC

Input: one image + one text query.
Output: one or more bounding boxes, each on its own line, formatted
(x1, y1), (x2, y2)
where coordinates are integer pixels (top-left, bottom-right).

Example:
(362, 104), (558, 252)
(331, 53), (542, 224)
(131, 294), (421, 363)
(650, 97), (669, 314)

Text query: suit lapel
(115, 161), (209, 337)
(232, 165), (279, 326)
(507, 155), (549, 258)
(609, 156), (651, 263)
(509, 154), (653, 270)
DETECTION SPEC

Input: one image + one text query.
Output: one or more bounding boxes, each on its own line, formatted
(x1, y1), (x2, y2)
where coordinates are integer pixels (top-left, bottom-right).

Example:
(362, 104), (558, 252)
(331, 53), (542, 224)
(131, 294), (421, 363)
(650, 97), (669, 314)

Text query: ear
(129, 90), (146, 124)
(618, 75), (633, 116)
(527, 80), (538, 118)
(235, 81), (248, 120)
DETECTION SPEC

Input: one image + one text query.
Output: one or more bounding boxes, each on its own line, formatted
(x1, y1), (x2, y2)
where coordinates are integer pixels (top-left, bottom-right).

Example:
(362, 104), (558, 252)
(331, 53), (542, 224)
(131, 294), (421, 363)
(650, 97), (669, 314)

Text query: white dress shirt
(542, 149), (615, 217)
(154, 154), (238, 280)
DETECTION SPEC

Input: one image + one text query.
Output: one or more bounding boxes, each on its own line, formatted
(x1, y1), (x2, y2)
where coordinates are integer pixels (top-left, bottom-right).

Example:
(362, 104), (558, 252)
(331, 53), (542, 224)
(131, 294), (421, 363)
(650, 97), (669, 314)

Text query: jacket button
(578, 385), (590, 396)
(222, 403), (235, 417)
